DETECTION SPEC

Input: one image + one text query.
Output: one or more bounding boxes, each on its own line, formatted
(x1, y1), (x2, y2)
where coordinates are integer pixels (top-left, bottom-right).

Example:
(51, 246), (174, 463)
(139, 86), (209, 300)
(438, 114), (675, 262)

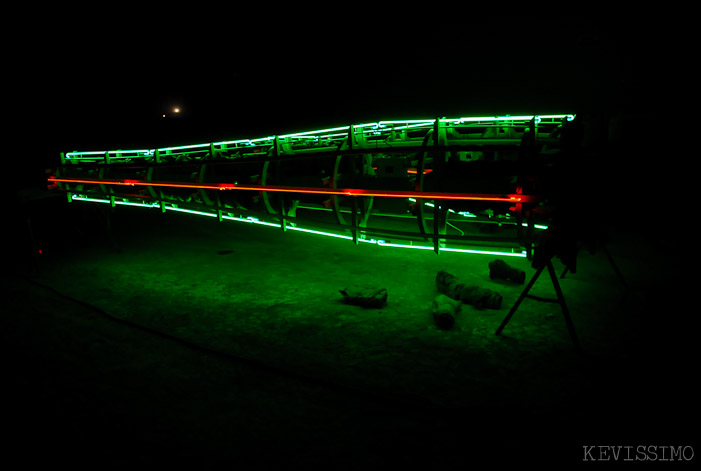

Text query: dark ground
(2, 190), (697, 469)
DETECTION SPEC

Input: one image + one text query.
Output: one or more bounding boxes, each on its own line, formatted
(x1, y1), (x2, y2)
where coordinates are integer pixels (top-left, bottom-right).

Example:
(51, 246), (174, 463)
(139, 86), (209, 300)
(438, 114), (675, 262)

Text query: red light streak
(48, 176), (537, 203)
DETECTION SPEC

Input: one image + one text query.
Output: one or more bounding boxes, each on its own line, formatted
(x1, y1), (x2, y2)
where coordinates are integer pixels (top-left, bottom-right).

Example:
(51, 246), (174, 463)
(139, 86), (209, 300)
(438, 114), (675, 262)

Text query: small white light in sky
(173, 107), (180, 113)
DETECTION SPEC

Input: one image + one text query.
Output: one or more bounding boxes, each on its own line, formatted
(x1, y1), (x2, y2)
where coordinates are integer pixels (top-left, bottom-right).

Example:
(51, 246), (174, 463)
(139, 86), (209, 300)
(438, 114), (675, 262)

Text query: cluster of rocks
(339, 259), (526, 330)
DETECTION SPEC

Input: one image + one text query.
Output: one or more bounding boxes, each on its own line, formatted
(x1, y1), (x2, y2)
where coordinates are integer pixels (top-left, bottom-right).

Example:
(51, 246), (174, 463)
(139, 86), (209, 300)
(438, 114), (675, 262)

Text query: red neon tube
(48, 176), (538, 203)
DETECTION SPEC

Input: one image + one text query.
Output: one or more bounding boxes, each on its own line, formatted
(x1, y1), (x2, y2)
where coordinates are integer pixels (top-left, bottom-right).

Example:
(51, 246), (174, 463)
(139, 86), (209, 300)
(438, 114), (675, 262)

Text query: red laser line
(48, 176), (537, 202)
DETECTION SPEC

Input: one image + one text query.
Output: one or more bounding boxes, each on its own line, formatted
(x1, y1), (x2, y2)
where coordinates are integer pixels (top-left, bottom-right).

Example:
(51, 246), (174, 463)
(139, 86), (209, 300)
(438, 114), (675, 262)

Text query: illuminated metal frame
(51, 115), (574, 258)
(59, 114), (574, 163)
(67, 193), (530, 258)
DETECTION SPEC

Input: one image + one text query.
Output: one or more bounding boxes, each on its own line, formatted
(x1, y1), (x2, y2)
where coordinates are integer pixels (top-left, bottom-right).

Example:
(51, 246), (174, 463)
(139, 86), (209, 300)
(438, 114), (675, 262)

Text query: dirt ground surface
(3, 194), (697, 468)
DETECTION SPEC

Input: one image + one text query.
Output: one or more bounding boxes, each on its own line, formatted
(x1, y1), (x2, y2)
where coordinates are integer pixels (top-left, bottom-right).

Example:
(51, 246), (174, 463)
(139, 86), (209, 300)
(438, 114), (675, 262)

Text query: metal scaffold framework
(49, 114), (576, 258)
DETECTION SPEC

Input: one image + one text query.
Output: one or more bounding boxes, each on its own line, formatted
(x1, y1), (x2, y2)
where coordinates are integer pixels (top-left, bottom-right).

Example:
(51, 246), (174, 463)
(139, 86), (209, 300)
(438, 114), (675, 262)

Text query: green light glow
(68, 193), (527, 258)
(71, 195), (110, 204)
(60, 113), (567, 257)
(221, 215), (282, 228)
(524, 222), (549, 230)
(213, 136), (275, 147)
(441, 247), (527, 257)
(279, 125), (351, 139)
(63, 114), (575, 160)
(409, 198), (477, 217)
(451, 116), (535, 122)
(71, 194), (158, 208)
(156, 143), (211, 153)
(287, 226), (354, 240)
(116, 200), (160, 208)
(373, 240), (527, 257)
(165, 206), (218, 218)
(375, 240), (434, 250)
(407, 198), (547, 228)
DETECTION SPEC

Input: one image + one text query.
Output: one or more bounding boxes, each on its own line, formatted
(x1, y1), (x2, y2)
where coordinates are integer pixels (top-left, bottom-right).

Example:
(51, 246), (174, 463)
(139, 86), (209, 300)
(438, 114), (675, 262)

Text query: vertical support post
(433, 202), (440, 254)
(331, 154), (346, 226)
(273, 135), (281, 158)
(433, 201), (448, 255)
(351, 197), (358, 245)
(271, 136), (287, 231)
(348, 125), (358, 244)
(432, 118), (447, 254)
(280, 197), (287, 231)
(147, 152), (160, 200)
(101, 151), (114, 206)
(347, 124), (361, 244)
(533, 115), (539, 143)
(415, 131), (432, 240)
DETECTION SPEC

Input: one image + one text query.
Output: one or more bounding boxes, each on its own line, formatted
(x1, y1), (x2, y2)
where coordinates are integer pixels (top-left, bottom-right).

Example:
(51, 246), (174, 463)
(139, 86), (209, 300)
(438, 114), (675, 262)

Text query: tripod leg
(602, 245), (629, 290)
(547, 261), (581, 352)
(495, 264), (544, 336)
(560, 241), (583, 279)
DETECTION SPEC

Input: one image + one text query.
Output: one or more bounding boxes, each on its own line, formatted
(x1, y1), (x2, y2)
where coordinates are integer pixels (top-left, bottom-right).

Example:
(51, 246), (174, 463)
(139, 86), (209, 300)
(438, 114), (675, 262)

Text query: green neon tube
(165, 206), (218, 218)
(221, 215), (281, 228)
(69, 195), (538, 254)
(279, 125), (351, 139)
(157, 143), (211, 153)
(71, 194), (158, 208)
(71, 194), (110, 204)
(441, 247), (526, 257)
(213, 136), (275, 147)
(116, 200), (160, 208)
(64, 114), (574, 160)
(68, 194), (526, 258)
(286, 226), (354, 240)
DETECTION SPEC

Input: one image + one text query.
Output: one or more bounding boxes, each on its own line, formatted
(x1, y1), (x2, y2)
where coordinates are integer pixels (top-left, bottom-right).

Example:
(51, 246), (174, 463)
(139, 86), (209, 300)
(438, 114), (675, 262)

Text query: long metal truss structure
(49, 114), (575, 257)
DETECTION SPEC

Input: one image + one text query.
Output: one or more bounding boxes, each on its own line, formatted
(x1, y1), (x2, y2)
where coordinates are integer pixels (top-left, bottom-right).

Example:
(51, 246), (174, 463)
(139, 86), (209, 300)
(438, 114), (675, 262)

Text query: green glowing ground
(4, 200), (693, 467)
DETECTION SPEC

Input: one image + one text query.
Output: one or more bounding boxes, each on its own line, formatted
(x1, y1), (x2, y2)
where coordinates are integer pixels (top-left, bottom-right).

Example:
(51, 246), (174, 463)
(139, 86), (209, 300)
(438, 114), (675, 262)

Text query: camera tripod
(495, 256), (582, 353)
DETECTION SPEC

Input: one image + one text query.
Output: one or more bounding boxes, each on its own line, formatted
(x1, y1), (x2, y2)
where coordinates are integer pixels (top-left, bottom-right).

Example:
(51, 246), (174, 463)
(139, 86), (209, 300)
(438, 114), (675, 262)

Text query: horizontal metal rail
(49, 176), (537, 203)
(61, 114), (575, 162)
